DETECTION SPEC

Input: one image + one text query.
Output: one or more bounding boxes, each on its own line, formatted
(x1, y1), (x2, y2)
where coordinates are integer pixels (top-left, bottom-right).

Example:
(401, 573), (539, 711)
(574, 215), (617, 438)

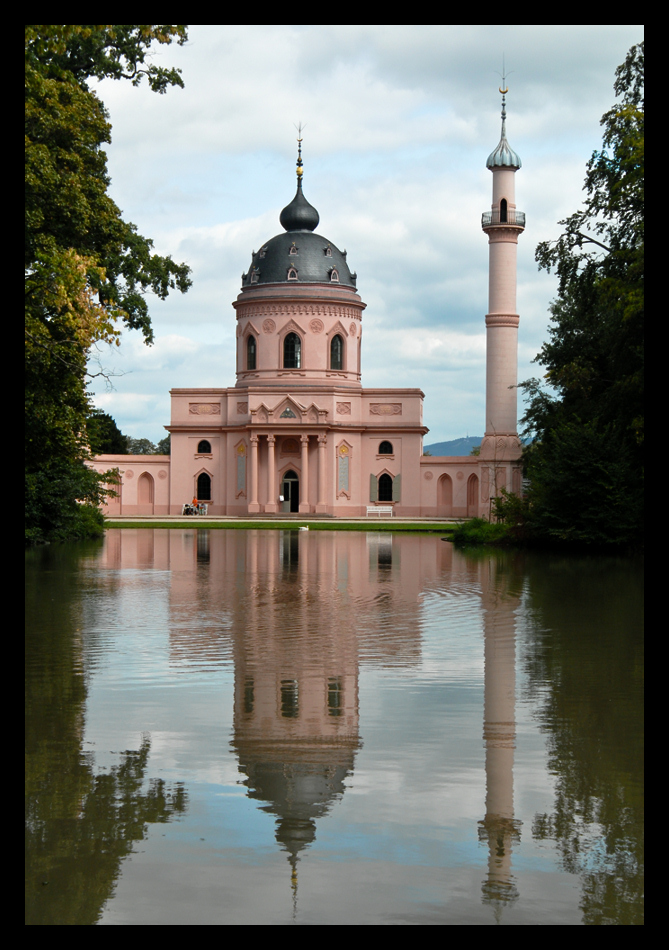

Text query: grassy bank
(450, 517), (516, 546)
(104, 519), (456, 534)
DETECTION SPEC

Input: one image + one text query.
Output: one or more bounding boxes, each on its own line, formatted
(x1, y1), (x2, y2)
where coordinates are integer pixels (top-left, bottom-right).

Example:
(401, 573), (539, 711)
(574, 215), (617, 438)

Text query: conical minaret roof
(486, 89), (521, 169)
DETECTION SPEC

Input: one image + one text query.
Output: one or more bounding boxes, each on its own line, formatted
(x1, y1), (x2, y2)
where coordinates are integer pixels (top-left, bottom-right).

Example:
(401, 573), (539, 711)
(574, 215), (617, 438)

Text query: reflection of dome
(239, 754), (356, 860)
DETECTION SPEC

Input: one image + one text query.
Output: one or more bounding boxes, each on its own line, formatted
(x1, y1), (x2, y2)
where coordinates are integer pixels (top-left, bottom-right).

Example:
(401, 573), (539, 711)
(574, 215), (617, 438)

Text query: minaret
(480, 85), (524, 498)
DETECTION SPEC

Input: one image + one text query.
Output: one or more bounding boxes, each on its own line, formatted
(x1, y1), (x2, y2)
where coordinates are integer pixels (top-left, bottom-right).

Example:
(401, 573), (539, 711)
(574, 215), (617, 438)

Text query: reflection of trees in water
(26, 734), (187, 925)
(523, 555), (644, 925)
(25, 546), (188, 925)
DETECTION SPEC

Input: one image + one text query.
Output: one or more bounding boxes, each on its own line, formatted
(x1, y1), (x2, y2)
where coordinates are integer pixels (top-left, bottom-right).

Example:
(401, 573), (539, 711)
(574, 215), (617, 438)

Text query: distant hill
(423, 437), (483, 456)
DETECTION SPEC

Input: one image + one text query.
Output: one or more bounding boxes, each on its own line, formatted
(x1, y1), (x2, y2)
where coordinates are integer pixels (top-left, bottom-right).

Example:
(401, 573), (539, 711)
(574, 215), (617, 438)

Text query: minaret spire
(487, 79), (521, 170)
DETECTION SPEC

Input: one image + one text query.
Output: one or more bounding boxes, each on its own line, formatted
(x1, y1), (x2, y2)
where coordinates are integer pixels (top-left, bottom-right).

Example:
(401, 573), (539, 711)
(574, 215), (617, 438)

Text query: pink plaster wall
(88, 455), (170, 516)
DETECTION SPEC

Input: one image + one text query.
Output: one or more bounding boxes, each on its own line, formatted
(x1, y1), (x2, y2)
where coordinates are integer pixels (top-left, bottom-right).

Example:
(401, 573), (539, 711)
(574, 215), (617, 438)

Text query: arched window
(379, 441), (393, 455)
(330, 268), (339, 282)
(287, 267), (298, 280)
(500, 198), (508, 223)
(283, 332), (301, 369)
(197, 440), (211, 454)
(330, 334), (343, 370)
(378, 473), (393, 502)
(247, 334), (256, 370)
(197, 472), (211, 501)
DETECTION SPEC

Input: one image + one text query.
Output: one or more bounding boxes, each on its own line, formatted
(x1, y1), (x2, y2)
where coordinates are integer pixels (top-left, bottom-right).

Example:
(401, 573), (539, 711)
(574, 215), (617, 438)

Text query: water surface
(26, 529), (643, 925)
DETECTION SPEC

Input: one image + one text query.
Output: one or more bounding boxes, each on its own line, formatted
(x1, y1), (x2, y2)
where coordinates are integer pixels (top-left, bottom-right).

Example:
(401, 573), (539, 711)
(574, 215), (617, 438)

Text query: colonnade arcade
(247, 430), (329, 514)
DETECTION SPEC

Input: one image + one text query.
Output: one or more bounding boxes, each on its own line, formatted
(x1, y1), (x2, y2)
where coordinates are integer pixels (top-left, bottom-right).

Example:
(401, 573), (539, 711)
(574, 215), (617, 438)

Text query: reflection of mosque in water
(100, 529), (522, 917)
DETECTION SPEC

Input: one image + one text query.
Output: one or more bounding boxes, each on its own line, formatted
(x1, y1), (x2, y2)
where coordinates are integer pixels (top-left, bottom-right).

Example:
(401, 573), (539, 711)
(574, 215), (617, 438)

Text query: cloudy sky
(88, 24), (643, 446)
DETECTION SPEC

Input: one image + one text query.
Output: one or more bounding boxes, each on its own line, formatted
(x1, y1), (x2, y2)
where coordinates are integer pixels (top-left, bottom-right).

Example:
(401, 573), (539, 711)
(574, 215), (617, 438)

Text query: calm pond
(26, 529), (643, 925)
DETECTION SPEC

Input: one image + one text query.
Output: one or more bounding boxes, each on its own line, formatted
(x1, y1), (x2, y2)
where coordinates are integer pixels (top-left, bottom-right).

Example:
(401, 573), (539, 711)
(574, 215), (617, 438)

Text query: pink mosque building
(93, 91), (524, 518)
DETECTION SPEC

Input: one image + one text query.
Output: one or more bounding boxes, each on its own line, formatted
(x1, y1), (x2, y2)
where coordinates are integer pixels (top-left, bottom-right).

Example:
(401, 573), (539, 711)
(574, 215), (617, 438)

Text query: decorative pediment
(297, 398), (328, 423)
(274, 395), (305, 422)
(242, 320), (261, 338)
(281, 318), (307, 337)
(250, 401), (273, 424)
(328, 319), (349, 338)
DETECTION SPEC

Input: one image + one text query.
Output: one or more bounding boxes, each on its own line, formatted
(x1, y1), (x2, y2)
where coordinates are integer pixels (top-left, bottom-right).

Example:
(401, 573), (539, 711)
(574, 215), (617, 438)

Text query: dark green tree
(86, 409), (128, 454)
(521, 42), (643, 547)
(25, 26), (191, 543)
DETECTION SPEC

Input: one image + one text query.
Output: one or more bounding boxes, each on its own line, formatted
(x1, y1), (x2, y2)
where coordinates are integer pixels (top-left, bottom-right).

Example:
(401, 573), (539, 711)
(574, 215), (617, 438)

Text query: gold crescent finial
(499, 85), (508, 94)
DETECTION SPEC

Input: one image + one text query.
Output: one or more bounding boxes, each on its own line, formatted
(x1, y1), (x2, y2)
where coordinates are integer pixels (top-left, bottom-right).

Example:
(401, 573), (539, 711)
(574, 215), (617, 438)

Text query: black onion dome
(279, 179), (320, 232)
(242, 178), (357, 289)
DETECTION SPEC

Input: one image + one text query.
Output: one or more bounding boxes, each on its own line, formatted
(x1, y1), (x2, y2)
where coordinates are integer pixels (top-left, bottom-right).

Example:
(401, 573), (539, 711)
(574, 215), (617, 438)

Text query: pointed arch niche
(137, 472), (155, 514)
(467, 473), (479, 517)
(437, 473), (453, 517)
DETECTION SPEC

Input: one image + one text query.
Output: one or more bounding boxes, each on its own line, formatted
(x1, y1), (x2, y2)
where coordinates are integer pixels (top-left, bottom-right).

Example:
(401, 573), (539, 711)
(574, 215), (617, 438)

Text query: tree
(87, 409), (128, 454)
(25, 26), (191, 543)
(521, 43), (643, 547)
(126, 437), (157, 455)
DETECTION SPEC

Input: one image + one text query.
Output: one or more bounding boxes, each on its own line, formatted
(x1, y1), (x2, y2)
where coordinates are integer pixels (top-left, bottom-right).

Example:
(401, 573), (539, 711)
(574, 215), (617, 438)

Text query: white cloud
(88, 25), (643, 444)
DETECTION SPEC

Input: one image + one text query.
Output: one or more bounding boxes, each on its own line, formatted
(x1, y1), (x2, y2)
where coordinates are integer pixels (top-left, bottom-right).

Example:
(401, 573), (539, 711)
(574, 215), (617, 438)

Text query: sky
(87, 24), (643, 446)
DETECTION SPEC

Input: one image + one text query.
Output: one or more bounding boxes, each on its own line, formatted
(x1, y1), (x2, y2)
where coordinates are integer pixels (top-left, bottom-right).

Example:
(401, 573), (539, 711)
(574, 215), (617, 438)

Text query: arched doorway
(281, 469), (300, 513)
(437, 473), (453, 517)
(378, 473), (393, 502)
(467, 474), (479, 517)
(137, 472), (154, 514)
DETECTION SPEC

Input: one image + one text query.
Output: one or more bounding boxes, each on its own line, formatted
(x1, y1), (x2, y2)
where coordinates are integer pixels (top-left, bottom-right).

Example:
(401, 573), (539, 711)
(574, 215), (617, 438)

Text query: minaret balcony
(481, 210), (525, 229)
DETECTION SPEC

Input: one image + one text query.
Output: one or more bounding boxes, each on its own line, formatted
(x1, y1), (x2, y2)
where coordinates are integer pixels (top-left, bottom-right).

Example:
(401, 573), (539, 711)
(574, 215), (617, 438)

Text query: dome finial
(295, 121), (304, 182)
(280, 124), (320, 231)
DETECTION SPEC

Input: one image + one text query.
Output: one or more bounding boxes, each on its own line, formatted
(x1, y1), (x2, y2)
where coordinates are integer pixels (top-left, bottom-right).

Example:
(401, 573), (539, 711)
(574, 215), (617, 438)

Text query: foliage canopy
(521, 43), (644, 547)
(25, 25), (191, 543)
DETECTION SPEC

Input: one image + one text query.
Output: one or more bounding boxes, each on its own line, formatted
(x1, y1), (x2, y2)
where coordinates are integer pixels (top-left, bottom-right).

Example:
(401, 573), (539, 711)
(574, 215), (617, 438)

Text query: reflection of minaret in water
(478, 558), (522, 919)
(230, 530), (361, 917)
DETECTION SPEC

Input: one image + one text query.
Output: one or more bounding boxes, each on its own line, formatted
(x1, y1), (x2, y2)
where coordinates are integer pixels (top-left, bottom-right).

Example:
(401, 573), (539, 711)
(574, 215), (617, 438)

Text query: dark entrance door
(281, 470), (300, 513)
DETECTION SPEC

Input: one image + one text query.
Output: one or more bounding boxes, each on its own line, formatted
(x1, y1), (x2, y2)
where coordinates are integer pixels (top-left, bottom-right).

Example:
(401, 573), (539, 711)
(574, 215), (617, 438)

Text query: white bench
(366, 505), (394, 517)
